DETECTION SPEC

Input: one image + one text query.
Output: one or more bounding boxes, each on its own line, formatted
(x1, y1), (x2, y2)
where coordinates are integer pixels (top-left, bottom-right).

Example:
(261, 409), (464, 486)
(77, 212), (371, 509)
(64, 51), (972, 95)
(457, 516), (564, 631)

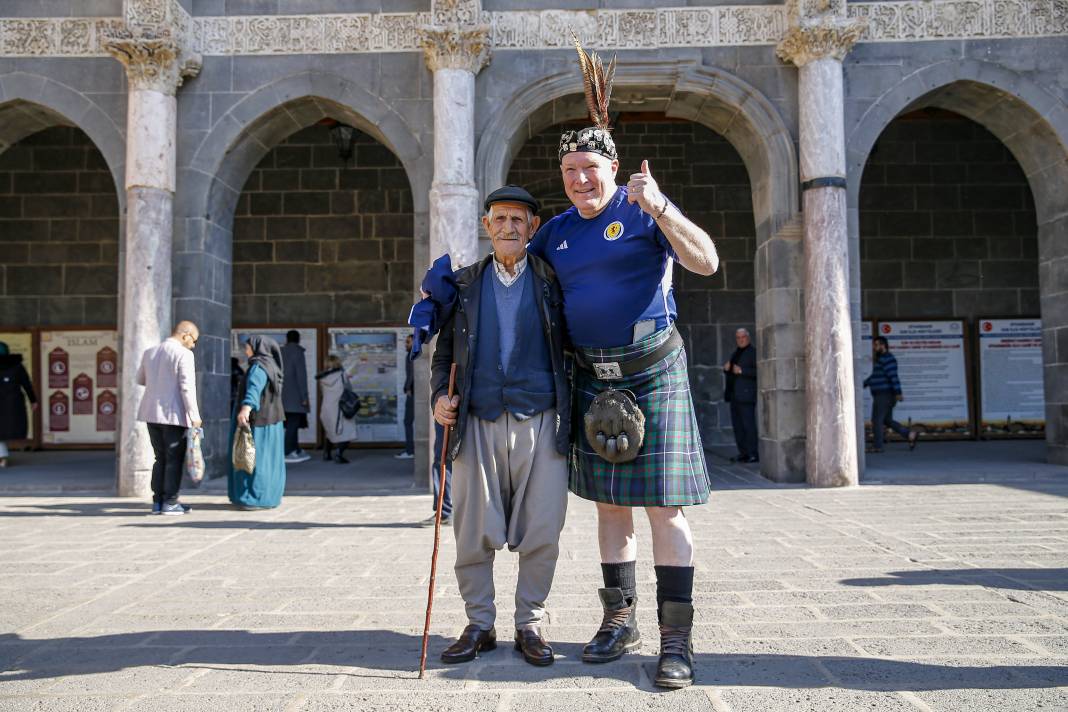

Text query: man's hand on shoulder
(626, 160), (666, 216)
(434, 394), (460, 427)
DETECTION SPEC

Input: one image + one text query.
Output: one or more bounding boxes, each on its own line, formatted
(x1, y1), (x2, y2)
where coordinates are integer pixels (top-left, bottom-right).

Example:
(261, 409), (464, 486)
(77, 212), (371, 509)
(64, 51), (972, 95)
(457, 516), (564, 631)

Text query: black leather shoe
(654, 601), (694, 689)
(440, 624), (496, 664)
(514, 628), (554, 666)
(582, 588), (641, 663)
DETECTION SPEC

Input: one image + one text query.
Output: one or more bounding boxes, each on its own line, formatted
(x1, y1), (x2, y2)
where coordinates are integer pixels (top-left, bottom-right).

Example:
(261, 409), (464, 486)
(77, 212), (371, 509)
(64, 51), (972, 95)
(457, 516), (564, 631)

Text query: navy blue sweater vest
(467, 267), (555, 421)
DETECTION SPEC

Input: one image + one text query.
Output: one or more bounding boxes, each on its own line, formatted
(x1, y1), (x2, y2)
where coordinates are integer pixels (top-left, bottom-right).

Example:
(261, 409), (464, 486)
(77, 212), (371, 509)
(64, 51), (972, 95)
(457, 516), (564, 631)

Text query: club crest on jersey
(603, 221), (624, 241)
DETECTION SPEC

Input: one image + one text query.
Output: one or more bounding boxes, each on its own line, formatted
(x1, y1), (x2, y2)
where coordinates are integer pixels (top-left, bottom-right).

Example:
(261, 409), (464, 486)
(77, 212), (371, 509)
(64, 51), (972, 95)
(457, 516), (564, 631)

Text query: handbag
(338, 377), (361, 420)
(232, 423), (256, 474)
(185, 427), (205, 484)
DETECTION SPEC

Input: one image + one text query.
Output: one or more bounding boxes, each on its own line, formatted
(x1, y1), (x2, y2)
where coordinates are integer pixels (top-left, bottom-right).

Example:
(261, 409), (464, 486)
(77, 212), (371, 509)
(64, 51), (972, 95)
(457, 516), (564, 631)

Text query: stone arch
(0, 72), (126, 200)
(477, 63), (808, 480)
(846, 60), (1068, 465)
(174, 71), (429, 469)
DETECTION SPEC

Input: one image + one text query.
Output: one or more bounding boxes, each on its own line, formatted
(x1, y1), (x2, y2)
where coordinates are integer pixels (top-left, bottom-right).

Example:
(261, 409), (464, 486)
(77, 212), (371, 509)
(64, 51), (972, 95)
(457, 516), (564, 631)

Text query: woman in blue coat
(229, 335), (287, 509)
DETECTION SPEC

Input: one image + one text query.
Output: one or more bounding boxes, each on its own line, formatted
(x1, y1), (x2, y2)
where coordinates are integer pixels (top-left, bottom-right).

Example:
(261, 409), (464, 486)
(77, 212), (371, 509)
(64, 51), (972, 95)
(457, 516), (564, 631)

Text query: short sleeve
(527, 223), (549, 259)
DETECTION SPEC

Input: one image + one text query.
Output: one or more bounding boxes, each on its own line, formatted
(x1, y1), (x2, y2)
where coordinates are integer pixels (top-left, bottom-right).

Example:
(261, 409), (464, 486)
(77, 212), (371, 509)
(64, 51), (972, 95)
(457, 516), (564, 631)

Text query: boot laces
(659, 623), (691, 657)
(597, 604), (633, 634)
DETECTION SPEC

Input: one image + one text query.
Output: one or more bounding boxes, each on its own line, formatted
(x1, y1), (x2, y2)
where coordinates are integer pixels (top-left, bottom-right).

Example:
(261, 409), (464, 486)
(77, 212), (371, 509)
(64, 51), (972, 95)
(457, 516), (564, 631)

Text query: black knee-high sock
(601, 561), (637, 604)
(654, 565), (694, 618)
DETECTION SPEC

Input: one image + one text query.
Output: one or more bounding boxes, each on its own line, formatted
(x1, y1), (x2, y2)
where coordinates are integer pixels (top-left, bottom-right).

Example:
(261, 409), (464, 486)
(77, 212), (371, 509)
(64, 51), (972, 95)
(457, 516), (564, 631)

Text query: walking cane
(419, 362), (456, 679)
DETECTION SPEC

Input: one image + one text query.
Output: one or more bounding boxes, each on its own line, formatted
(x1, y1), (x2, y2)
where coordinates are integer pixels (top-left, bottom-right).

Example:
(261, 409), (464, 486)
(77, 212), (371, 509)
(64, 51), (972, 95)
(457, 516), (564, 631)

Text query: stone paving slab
(0, 466), (1067, 710)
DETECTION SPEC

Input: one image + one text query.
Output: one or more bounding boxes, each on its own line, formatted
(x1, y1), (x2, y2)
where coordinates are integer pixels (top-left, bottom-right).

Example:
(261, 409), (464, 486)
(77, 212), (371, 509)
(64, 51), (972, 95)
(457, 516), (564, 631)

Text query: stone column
(421, 22), (491, 268)
(105, 29), (199, 497)
(777, 3), (866, 487)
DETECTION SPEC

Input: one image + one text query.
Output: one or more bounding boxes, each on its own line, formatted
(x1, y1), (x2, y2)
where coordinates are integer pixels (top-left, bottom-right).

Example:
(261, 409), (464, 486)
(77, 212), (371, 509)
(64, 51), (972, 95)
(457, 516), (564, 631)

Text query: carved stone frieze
(103, 27), (198, 94)
(0, 1), (1065, 58)
(421, 24), (491, 73)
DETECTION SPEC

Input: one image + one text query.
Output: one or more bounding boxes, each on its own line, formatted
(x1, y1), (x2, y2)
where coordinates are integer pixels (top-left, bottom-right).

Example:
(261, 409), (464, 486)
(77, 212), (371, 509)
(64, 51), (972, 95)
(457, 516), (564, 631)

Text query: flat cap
(484, 184), (539, 214)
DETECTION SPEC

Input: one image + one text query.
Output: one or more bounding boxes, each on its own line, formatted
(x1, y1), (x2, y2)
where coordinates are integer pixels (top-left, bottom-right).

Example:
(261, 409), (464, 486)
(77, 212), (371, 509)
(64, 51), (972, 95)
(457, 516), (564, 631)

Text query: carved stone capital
(103, 27), (200, 94)
(421, 24), (492, 73)
(776, 17), (866, 66)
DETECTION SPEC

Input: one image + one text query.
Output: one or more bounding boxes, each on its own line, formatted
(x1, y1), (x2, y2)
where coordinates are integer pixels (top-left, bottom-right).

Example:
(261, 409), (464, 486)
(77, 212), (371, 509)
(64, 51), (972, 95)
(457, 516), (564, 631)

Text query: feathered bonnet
(558, 31), (617, 163)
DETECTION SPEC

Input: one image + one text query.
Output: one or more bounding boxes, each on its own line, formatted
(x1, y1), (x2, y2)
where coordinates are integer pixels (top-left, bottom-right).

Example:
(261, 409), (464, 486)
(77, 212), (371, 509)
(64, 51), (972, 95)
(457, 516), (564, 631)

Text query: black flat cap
(484, 184), (539, 214)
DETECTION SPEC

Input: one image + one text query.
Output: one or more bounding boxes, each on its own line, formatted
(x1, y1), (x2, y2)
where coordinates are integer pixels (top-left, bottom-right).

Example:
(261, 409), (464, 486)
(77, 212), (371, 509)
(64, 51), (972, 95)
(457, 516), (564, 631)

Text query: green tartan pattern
(570, 328), (711, 507)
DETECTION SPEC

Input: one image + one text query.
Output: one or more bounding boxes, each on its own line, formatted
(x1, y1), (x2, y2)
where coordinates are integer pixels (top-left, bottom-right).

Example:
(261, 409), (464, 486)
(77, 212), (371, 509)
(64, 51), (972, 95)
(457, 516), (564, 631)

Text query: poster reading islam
(978, 318), (1045, 436)
(327, 327), (406, 443)
(0, 331), (36, 442)
(39, 330), (118, 445)
(231, 329), (318, 447)
(875, 321), (972, 438)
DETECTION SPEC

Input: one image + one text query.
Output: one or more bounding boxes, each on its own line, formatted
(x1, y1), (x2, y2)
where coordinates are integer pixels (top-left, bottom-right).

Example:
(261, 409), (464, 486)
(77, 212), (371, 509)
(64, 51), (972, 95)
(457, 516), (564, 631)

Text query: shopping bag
(185, 427), (206, 484)
(232, 424), (256, 474)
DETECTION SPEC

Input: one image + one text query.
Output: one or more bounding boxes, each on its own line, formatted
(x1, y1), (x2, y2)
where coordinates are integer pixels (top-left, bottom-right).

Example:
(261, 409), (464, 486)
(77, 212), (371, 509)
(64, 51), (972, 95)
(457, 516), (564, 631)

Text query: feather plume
(570, 29), (616, 131)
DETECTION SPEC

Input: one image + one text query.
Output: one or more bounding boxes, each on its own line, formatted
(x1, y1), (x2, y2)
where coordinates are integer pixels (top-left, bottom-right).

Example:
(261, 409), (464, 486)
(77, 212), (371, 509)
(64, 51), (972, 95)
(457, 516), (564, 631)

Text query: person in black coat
(723, 328), (758, 463)
(0, 342), (38, 468)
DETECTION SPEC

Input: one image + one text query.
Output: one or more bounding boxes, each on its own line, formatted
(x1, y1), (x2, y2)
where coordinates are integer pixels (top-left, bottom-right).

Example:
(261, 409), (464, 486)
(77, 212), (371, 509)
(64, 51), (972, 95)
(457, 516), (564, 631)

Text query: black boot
(654, 600), (694, 689)
(323, 445), (333, 461)
(582, 588), (641, 663)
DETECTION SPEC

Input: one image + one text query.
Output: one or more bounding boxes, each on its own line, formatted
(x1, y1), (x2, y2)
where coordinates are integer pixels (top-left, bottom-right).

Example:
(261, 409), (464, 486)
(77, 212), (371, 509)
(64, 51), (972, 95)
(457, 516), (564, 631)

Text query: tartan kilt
(570, 327), (711, 507)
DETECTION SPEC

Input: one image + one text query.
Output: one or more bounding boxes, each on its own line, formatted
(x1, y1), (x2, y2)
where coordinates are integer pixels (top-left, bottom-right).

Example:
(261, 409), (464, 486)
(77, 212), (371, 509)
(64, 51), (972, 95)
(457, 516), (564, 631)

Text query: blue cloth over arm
(242, 365), (266, 410)
(408, 253), (459, 360)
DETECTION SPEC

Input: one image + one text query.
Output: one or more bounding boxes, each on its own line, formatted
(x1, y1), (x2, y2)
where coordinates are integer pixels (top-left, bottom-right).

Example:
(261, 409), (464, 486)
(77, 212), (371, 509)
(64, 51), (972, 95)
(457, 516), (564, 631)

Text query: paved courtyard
(1, 462), (1066, 711)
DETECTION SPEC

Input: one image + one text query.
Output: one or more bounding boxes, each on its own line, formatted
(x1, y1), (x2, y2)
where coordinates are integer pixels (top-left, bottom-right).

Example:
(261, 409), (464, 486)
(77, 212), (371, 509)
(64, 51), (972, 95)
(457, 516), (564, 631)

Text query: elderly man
(724, 328), (758, 463)
(526, 110), (719, 685)
(432, 185), (570, 667)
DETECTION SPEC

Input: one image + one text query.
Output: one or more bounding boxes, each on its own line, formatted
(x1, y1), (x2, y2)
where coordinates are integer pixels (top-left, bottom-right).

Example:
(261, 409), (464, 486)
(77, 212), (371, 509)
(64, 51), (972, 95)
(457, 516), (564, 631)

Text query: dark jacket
(724, 343), (757, 404)
(280, 342), (309, 413)
(0, 355), (36, 441)
(431, 253), (570, 461)
(864, 352), (903, 395)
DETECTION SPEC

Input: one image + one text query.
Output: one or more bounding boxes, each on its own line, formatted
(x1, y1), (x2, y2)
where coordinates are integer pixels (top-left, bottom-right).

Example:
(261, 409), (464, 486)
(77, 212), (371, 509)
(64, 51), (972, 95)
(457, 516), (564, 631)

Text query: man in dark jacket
(432, 185), (570, 668)
(396, 335), (415, 460)
(723, 328), (758, 463)
(281, 330), (310, 463)
(863, 336), (917, 453)
(0, 342), (37, 468)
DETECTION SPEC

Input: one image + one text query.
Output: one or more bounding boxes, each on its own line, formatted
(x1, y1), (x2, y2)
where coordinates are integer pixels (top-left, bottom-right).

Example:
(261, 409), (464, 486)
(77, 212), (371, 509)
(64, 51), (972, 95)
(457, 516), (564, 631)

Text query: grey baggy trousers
(452, 408), (568, 630)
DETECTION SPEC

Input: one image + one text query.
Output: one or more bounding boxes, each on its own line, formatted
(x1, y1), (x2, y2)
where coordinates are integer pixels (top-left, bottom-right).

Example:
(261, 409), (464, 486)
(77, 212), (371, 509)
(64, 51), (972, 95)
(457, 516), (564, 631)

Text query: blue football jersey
(529, 186), (677, 348)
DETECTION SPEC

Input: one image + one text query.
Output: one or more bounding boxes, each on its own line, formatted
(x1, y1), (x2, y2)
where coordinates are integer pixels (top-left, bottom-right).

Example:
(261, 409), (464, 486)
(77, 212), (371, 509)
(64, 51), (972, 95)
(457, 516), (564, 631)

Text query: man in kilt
(526, 119), (719, 686)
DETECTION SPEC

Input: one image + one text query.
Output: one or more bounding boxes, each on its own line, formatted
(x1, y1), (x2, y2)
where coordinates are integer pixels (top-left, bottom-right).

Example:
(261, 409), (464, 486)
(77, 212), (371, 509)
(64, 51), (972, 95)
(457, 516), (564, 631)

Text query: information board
(39, 329), (119, 445)
(327, 327), (407, 443)
(876, 320), (971, 438)
(977, 318), (1044, 436)
(231, 328), (319, 447)
(0, 332), (36, 443)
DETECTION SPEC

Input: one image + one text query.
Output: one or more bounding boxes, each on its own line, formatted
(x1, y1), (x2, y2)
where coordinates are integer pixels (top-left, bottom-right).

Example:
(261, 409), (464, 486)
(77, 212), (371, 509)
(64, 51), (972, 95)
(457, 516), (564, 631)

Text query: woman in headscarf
(0, 342), (37, 468)
(229, 335), (286, 509)
(316, 354), (358, 464)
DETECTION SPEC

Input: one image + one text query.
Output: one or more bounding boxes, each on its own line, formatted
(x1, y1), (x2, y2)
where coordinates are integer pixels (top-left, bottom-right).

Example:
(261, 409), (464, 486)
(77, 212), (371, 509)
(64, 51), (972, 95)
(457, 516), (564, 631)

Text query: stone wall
(231, 124), (414, 326)
(0, 126), (119, 328)
(859, 110), (1039, 321)
(507, 117), (756, 446)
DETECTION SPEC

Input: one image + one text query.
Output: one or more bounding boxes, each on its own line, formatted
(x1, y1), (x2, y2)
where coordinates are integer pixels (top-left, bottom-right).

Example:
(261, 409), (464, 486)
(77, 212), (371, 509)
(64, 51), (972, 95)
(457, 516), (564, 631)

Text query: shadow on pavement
(0, 630), (1065, 690)
(840, 568), (1068, 592)
(120, 520), (423, 530)
(0, 501), (245, 517)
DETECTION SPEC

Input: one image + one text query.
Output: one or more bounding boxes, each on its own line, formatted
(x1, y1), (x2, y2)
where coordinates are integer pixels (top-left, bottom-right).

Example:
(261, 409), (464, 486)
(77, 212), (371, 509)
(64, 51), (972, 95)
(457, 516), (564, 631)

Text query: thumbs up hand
(626, 159), (667, 217)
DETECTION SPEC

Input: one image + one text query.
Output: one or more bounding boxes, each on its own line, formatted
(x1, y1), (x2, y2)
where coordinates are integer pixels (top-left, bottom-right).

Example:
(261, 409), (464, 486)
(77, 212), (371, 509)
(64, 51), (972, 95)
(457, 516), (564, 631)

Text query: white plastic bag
(185, 427), (205, 484)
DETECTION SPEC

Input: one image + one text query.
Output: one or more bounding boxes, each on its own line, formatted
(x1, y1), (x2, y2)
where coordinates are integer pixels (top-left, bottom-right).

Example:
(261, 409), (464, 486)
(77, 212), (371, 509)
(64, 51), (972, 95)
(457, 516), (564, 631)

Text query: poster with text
(876, 321), (972, 438)
(860, 322), (874, 433)
(327, 327), (406, 443)
(39, 330), (118, 445)
(0, 331), (36, 442)
(978, 318), (1045, 436)
(231, 328), (318, 446)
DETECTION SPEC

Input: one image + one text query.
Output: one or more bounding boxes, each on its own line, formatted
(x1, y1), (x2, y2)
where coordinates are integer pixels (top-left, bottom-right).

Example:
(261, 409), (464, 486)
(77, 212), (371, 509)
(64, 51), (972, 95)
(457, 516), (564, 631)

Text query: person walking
(136, 321), (202, 515)
(0, 342), (37, 468)
(229, 335), (287, 510)
(395, 334), (415, 460)
(723, 328), (758, 463)
(420, 420), (453, 526)
(316, 355), (357, 464)
(863, 335), (918, 453)
(281, 330), (310, 464)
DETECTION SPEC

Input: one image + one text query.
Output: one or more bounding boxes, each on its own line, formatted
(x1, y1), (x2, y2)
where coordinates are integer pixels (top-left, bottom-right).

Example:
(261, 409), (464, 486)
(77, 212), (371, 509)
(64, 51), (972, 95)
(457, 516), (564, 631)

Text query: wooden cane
(419, 362), (457, 679)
